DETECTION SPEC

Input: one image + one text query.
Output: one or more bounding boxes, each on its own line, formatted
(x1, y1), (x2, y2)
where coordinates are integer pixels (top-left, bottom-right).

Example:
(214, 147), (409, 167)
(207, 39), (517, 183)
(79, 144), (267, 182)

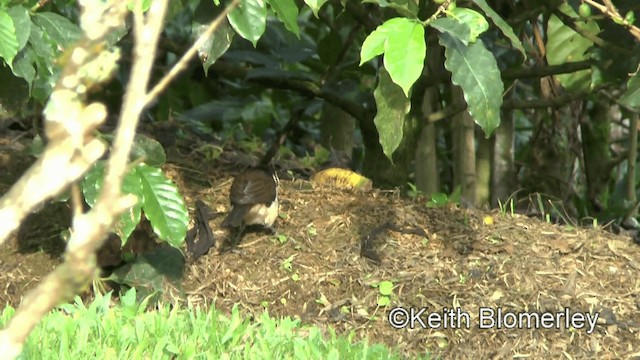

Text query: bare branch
(144, 0), (240, 107)
(0, 0), (169, 357)
(0, 1), (128, 245)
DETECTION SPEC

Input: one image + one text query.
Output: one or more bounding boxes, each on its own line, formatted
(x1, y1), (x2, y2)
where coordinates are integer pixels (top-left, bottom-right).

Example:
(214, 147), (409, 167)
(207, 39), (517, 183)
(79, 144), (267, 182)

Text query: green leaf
(448, 7), (488, 42)
(546, 4), (598, 93)
(429, 17), (470, 45)
(29, 24), (54, 62)
(127, 0), (152, 12)
(116, 172), (143, 245)
(136, 164), (189, 248)
(359, 26), (388, 65)
(7, 6), (30, 51)
(29, 134), (45, 158)
(12, 49), (36, 91)
(382, 18), (426, 96)
(82, 161), (107, 208)
(81, 161), (143, 245)
(33, 12), (81, 49)
(373, 68), (411, 162)
(427, 192), (449, 207)
(227, 0), (267, 47)
(130, 133), (167, 166)
(620, 72), (640, 107)
(0, 10), (19, 66)
(471, 0), (525, 59)
(439, 32), (503, 136)
(109, 246), (185, 300)
(360, 18), (426, 96)
(304, 0), (328, 18)
(195, 19), (235, 76)
(267, 0), (300, 38)
(377, 296), (390, 307)
(378, 281), (394, 296)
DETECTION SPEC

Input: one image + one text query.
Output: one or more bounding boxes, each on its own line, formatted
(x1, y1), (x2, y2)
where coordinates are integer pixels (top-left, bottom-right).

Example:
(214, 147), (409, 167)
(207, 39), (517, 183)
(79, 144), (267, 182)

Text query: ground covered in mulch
(1, 129), (640, 358)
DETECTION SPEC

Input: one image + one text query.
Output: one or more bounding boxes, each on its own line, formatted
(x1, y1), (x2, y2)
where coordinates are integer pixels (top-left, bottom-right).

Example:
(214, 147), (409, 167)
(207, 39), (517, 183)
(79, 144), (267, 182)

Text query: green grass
(1, 289), (416, 359)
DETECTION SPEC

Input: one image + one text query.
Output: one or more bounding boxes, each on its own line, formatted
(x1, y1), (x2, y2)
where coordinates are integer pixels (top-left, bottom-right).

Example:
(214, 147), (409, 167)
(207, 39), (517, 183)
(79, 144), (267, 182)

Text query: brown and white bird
(221, 165), (279, 234)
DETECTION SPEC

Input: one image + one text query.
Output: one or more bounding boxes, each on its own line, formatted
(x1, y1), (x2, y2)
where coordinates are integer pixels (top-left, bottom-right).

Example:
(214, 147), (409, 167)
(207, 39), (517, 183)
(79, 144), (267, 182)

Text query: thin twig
(582, 0), (640, 41)
(144, 0), (240, 107)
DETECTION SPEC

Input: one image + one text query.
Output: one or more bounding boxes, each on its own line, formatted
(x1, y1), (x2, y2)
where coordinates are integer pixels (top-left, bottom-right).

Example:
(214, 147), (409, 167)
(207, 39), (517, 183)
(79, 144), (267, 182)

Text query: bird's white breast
(244, 198), (279, 227)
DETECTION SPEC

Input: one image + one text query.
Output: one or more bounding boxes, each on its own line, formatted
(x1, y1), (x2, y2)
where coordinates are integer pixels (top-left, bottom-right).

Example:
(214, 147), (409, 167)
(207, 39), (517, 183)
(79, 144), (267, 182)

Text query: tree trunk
(521, 108), (578, 204)
(362, 113), (421, 188)
(452, 86), (476, 205)
(415, 44), (443, 194)
(476, 130), (492, 207)
(415, 122), (439, 194)
(492, 108), (516, 207)
(415, 84), (439, 194)
(581, 101), (613, 211)
(321, 103), (355, 155)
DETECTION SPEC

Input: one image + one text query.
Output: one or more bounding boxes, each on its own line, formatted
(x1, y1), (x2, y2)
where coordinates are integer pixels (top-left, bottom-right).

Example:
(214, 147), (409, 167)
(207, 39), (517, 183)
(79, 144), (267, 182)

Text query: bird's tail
(221, 205), (249, 228)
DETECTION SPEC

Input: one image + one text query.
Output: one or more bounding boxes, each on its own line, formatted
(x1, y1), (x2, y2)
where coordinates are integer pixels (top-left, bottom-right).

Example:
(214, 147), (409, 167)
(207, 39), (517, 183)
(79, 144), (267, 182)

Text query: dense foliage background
(3, 0), (640, 228)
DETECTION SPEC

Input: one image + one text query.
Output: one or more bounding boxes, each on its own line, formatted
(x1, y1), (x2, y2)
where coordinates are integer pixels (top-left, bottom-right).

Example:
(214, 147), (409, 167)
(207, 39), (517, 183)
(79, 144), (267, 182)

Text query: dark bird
(221, 165), (279, 238)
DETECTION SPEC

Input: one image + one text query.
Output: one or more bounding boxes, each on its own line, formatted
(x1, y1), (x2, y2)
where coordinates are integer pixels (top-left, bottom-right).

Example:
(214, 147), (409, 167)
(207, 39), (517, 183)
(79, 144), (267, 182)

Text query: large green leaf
(430, 17), (470, 45)
(373, 68), (411, 162)
(32, 12), (81, 48)
(195, 19), (235, 76)
(360, 25), (389, 65)
(546, 4), (598, 93)
(448, 7), (488, 42)
(620, 72), (640, 107)
(81, 161), (143, 245)
(6, 6), (32, 87)
(29, 25), (54, 62)
(12, 49), (36, 91)
(471, 0), (525, 59)
(360, 18), (426, 97)
(7, 6), (30, 52)
(136, 164), (189, 249)
(439, 32), (503, 136)
(0, 10), (18, 66)
(227, 0), (267, 47)
(108, 246), (184, 302)
(267, 0), (300, 38)
(304, 0), (328, 18)
(383, 18), (425, 97)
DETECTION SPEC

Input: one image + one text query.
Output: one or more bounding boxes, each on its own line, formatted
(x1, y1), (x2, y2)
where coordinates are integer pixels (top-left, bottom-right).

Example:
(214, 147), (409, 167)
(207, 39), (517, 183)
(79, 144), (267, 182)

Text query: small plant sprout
(307, 224), (317, 237)
(376, 280), (394, 307)
(458, 274), (467, 284)
(407, 182), (423, 199)
(427, 192), (449, 208)
(282, 255), (296, 272)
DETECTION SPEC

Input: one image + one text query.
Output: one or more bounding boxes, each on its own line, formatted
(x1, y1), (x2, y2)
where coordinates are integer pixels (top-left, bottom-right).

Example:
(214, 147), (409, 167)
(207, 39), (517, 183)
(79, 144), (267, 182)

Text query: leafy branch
(582, 0), (640, 41)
